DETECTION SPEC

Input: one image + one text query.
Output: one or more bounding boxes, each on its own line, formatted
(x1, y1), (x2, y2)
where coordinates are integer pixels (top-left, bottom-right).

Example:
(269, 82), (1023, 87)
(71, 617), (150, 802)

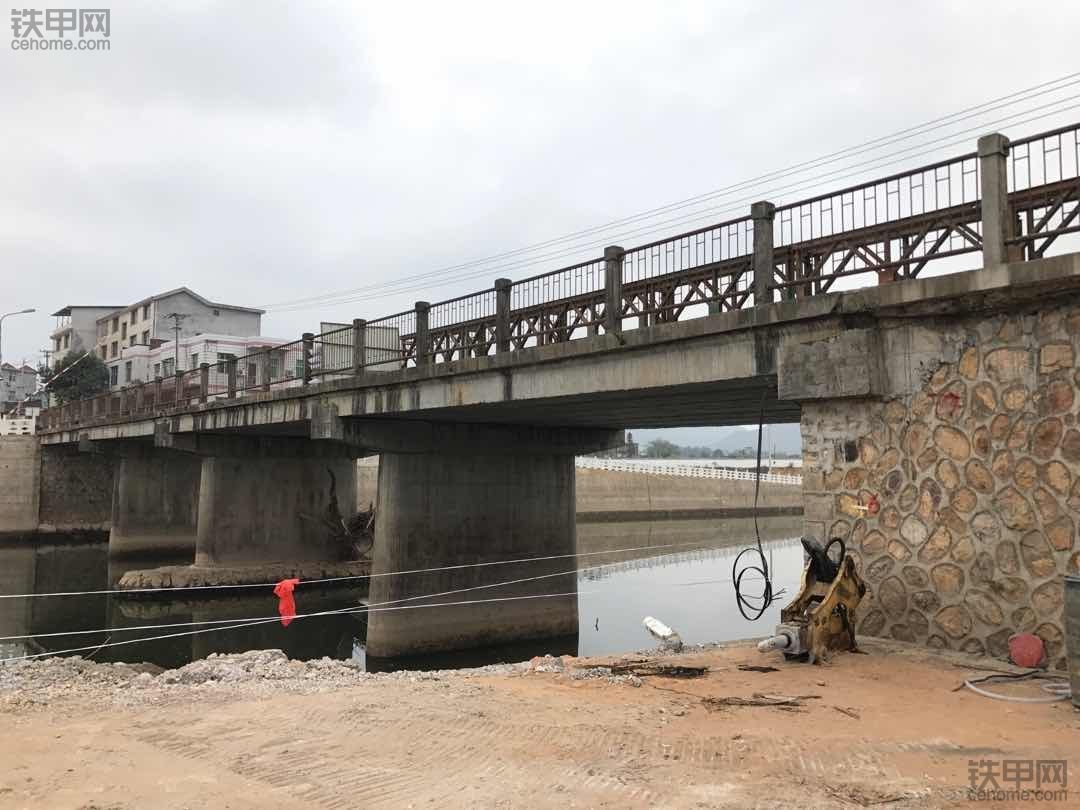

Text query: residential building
(117, 333), (291, 392)
(0, 363), (37, 410)
(93, 288), (265, 390)
(50, 305), (125, 360)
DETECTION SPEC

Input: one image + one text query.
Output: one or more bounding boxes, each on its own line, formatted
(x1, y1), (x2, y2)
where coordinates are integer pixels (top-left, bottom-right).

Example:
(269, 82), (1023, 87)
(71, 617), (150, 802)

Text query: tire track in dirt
(128, 688), (906, 808)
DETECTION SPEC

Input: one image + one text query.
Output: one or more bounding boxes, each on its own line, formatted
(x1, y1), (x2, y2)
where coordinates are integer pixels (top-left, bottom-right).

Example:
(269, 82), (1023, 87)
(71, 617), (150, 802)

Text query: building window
(99, 346), (107, 359)
(63, 333), (70, 349)
(130, 310), (138, 324)
(216, 352), (236, 373)
(128, 335), (135, 348)
(153, 362), (160, 378)
(163, 358), (175, 377)
(124, 361), (132, 383)
(109, 366), (118, 385)
(142, 304), (149, 320)
(141, 331), (149, 344)
(54, 338), (60, 352)
(110, 341), (118, 359)
(212, 308), (220, 316)
(190, 352), (198, 370)
(112, 317), (119, 333)
(121, 322), (127, 339)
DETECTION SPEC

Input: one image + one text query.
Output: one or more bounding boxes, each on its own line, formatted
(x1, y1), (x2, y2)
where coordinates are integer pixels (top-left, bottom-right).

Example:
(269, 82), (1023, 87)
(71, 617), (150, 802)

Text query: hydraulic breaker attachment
(757, 537), (867, 664)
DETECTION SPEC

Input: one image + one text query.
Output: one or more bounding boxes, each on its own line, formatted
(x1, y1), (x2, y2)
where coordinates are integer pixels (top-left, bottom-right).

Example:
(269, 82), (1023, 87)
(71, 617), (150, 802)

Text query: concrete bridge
(36, 125), (1080, 662)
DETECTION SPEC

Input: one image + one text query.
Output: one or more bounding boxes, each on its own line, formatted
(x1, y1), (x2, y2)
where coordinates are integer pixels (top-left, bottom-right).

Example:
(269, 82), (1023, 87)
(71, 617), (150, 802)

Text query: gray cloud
(3, 0), (1080, 364)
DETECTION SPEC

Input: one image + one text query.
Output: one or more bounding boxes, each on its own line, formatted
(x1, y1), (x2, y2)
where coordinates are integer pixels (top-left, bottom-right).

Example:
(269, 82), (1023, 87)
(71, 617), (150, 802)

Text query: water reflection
(0, 516), (803, 670)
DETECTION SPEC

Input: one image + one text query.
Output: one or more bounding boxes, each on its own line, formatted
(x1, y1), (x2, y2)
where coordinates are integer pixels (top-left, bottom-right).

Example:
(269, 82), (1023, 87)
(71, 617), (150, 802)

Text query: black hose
(732, 390), (785, 621)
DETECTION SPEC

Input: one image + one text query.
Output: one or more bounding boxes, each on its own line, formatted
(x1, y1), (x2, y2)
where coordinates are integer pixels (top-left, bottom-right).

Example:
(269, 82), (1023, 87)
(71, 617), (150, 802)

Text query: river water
(0, 516), (803, 671)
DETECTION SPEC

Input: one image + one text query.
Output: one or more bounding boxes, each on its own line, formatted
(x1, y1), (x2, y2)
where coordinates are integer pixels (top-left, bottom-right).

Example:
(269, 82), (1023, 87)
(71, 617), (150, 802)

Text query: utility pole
(39, 347), (53, 372)
(161, 312), (189, 371)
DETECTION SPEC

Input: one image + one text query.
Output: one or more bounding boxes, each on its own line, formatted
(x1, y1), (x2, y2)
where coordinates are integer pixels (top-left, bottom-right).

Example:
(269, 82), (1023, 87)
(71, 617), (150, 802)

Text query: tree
(644, 438), (678, 459)
(45, 351), (109, 404)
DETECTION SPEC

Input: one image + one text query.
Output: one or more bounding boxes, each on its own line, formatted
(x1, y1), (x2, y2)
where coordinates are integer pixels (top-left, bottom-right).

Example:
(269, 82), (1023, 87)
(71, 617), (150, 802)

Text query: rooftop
(95, 287), (265, 322)
(50, 305), (126, 317)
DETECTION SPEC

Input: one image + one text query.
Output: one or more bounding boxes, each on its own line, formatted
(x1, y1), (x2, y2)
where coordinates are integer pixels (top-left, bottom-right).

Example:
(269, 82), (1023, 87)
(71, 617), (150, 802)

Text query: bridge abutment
(780, 272), (1080, 671)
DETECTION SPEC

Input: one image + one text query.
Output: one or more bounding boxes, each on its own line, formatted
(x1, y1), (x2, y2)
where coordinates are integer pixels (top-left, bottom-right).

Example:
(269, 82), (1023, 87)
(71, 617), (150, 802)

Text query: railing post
(199, 362), (210, 402)
(260, 348), (271, 392)
(227, 357), (237, 398)
(352, 318), (367, 375)
(603, 245), (624, 334)
(751, 201), (776, 306)
(978, 133), (1013, 267)
(415, 301), (431, 368)
(302, 333), (314, 385)
(494, 278), (511, 353)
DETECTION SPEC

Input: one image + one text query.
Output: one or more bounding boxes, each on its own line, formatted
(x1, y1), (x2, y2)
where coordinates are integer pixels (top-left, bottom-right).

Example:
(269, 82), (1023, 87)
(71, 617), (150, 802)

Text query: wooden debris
(737, 664), (779, 673)
(609, 661), (708, 679)
(833, 705), (860, 719)
(702, 692), (822, 711)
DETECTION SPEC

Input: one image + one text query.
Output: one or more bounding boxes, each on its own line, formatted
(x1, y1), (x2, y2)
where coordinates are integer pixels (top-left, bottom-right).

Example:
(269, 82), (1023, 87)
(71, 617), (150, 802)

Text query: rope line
(0, 538), (742, 600)
(0, 545), (792, 662)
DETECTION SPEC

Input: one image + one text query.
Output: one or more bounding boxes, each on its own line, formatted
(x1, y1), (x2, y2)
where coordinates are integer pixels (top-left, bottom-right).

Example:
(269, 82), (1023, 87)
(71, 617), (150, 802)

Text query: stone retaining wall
(0, 436), (40, 532)
(801, 304), (1080, 670)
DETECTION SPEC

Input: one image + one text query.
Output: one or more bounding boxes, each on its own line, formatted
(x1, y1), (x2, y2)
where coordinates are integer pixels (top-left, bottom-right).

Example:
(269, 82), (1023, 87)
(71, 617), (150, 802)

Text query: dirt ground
(0, 640), (1076, 809)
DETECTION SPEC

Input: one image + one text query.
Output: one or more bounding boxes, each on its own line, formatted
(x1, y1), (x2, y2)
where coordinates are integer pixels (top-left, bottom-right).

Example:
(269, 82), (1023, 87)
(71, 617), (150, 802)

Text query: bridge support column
(109, 446), (201, 556)
(367, 451), (578, 657)
(194, 447), (357, 566)
(343, 421), (621, 658)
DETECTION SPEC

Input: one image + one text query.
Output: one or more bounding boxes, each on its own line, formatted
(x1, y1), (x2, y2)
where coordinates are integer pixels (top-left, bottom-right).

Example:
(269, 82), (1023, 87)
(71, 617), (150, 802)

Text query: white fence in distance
(575, 457), (803, 486)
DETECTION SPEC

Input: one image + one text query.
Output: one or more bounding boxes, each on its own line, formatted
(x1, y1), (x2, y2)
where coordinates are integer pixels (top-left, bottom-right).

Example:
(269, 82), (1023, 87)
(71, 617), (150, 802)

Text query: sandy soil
(0, 640), (1076, 809)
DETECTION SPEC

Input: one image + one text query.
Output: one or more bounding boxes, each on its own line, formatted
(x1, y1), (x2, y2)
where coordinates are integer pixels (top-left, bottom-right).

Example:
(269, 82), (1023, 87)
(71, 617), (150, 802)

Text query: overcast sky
(3, 1), (1080, 367)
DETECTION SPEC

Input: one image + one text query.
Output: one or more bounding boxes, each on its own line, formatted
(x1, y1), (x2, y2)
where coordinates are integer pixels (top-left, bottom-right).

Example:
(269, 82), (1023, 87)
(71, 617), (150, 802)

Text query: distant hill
(628, 424), (802, 456)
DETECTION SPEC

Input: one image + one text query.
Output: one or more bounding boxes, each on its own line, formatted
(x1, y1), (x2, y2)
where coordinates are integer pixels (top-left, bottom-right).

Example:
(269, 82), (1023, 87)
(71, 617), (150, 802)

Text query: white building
(94, 288), (266, 391)
(116, 333), (291, 392)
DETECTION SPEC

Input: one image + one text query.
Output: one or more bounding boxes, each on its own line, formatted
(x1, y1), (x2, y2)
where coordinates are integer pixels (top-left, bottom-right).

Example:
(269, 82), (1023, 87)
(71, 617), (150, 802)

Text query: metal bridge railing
(40, 121), (1080, 431)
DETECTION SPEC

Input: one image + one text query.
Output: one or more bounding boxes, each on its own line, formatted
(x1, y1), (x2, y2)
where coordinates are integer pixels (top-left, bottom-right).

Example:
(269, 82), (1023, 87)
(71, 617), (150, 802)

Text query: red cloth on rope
(273, 578), (300, 627)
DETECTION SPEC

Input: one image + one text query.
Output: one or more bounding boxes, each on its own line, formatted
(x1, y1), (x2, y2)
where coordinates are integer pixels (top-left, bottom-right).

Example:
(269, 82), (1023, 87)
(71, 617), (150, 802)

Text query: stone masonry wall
(0, 436), (40, 532)
(801, 304), (1080, 671)
(37, 444), (114, 530)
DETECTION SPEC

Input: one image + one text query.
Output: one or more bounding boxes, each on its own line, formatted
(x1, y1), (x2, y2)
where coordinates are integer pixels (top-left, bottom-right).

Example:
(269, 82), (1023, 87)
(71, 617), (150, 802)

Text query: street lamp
(0, 308), (36, 368)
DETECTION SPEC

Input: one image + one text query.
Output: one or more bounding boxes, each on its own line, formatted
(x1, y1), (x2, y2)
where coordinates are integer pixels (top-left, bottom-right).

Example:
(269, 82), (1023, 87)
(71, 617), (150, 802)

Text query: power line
(258, 73), (1080, 312)
(267, 97), (1080, 313)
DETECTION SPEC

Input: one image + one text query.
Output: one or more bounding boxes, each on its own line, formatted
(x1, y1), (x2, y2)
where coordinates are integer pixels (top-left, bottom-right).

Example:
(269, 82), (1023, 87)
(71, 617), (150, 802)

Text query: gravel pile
(0, 643), (667, 710)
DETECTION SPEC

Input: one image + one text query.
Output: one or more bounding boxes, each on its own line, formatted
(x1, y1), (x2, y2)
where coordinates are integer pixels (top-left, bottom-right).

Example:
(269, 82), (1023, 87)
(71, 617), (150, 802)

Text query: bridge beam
(365, 423), (622, 658)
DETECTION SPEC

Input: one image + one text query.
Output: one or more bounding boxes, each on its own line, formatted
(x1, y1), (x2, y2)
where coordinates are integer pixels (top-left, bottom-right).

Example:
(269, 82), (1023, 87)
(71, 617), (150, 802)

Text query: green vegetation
(44, 351), (110, 404)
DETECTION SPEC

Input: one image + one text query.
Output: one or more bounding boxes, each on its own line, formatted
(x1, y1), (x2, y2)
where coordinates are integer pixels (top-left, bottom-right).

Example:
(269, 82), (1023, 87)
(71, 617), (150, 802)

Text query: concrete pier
(366, 451), (579, 657)
(110, 447), (201, 556)
(194, 448), (356, 566)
